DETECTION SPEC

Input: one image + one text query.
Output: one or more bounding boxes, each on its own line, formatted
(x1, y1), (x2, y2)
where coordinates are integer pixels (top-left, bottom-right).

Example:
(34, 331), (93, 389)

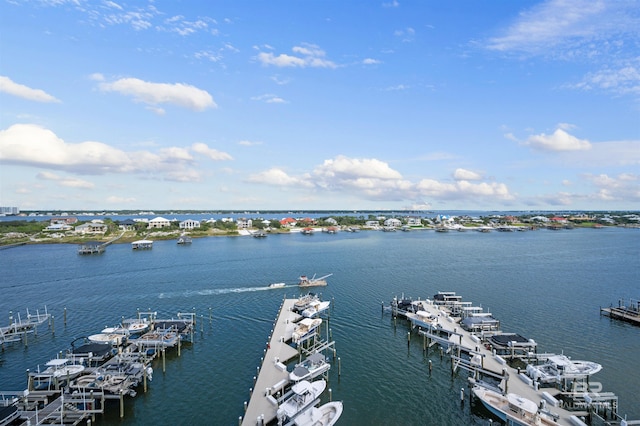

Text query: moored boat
(526, 354), (602, 384)
(293, 400), (343, 426)
(301, 300), (330, 318)
(289, 352), (331, 382)
(276, 379), (326, 423)
(472, 385), (558, 426)
(292, 318), (322, 344)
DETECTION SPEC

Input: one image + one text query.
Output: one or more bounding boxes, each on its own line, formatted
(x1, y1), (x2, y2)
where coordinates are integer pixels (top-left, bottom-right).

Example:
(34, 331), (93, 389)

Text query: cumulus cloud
(191, 142), (233, 160)
(362, 58), (382, 65)
(416, 179), (513, 200)
(0, 76), (60, 103)
(98, 77), (216, 111)
(525, 128), (591, 151)
(453, 168), (482, 181)
(313, 155), (403, 180)
(256, 43), (337, 68)
(0, 124), (133, 174)
(248, 155), (514, 204)
(0, 123), (226, 182)
(247, 168), (313, 187)
(36, 171), (94, 189)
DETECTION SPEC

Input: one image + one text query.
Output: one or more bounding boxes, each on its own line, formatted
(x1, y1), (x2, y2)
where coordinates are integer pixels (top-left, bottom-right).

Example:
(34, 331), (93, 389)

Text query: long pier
(241, 298), (301, 426)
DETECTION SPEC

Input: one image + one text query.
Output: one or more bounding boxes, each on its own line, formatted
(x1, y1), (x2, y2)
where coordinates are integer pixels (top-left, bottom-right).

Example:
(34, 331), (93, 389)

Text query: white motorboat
(472, 385), (558, 426)
(289, 352), (331, 382)
(276, 379), (326, 423)
(294, 401), (343, 426)
(32, 358), (85, 383)
(526, 354), (603, 384)
(292, 318), (322, 344)
(405, 310), (438, 329)
(268, 282), (286, 289)
(88, 332), (126, 346)
(301, 300), (330, 318)
(293, 293), (320, 313)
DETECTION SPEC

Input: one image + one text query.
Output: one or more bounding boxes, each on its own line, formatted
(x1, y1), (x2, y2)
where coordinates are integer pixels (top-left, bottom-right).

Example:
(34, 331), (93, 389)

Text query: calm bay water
(1, 227), (639, 425)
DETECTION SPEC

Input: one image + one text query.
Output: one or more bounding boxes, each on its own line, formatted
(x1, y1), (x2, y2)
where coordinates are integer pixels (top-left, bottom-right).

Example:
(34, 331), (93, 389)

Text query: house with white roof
(236, 218), (253, 229)
(148, 216), (171, 228)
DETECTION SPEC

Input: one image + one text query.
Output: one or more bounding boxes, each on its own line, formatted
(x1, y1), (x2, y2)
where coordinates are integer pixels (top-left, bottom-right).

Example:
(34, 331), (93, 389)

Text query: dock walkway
(242, 298), (301, 426)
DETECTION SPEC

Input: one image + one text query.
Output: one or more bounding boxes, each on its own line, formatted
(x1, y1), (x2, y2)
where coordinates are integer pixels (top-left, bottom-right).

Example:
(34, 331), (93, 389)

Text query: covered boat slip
(241, 299), (302, 426)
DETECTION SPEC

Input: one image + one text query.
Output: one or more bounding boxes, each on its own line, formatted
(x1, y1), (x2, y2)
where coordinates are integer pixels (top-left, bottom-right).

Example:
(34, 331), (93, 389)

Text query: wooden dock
(601, 299), (640, 326)
(241, 298), (301, 426)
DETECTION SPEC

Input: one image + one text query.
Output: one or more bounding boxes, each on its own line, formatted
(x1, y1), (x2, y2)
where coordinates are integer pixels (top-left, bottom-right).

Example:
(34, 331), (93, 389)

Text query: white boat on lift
(526, 354), (603, 384)
(472, 385), (558, 426)
(276, 379), (326, 424)
(301, 300), (330, 318)
(293, 401), (343, 426)
(289, 352), (331, 382)
(292, 318), (322, 344)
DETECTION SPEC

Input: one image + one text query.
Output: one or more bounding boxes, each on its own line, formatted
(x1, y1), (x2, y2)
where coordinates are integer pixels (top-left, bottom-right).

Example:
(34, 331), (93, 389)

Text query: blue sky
(1, 0), (639, 211)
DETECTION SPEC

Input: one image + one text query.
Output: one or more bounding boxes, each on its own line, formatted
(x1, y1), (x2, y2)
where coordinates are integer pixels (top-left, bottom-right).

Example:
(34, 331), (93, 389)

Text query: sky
(0, 0), (639, 211)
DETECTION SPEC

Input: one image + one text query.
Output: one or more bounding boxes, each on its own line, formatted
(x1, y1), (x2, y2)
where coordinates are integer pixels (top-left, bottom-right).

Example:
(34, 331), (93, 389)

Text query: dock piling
(338, 357), (341, 376)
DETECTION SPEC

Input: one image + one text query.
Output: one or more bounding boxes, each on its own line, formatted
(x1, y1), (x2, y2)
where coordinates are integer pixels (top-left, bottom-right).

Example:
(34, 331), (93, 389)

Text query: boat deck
(242, 298), (301, 426)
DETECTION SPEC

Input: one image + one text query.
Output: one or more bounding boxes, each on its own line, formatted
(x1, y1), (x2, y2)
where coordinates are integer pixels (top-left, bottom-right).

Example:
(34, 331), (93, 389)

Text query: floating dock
(601, 299), (640, 326)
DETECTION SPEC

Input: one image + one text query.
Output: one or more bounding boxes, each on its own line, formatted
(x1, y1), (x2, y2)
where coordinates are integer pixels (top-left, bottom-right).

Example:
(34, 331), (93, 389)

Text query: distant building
(75, 222), (107, 235)
(118, 219), (137, 231)
(0, 206), (19, 215)
(280, 217), (297, 227)
(148, 217), (171, 228)
(236, 218), (253, 229)
(383, 218), (402, 228)
(179, 219), (201, 230)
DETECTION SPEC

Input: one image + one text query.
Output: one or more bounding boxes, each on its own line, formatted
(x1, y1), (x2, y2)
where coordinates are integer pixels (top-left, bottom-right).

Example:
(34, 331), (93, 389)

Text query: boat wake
(158, 285), (294, 298)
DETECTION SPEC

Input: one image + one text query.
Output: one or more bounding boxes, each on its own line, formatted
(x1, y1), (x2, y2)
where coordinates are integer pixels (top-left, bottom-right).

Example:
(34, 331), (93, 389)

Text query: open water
(1, 226), (639, 425)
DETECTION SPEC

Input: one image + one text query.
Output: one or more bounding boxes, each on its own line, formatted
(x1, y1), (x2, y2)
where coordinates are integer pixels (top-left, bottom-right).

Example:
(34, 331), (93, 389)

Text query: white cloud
(248, 155), (515, 205)
(453, 168), (482, 181)
(0, 76), (60, 103)
(247, 168), (313, 187)
(98, 77), (216, 111)
(0, 124), (216, 182)
(191, 142), (233, 160)
(251, 94), (287, 104)
(484, 0), (617, 54)
(362, 58), (382, 65)
(525, 128), (591, 151)
(36, 171), (94, 189)
(107, 195), (136, 204)
(571, 65), (640, 96)
(238, 140), (263, 147)
(256, 43), (337, 68)
(416, 179), (513, 200)
(313, 156), (403, 180)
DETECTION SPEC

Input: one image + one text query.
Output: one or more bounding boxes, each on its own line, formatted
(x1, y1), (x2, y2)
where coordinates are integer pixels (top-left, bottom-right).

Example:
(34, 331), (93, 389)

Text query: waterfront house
(148, 217), (171, 228)
(405, 217), (422, 227)
(118, 219), (137, 231)
(236, 218), (253, 229)
(179, 219), (201, 230)
(44, 223), (72, 232)
(74, 222), (107, 235)
(280, 217), (297, 227)
(384, 218), (402, 228)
